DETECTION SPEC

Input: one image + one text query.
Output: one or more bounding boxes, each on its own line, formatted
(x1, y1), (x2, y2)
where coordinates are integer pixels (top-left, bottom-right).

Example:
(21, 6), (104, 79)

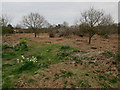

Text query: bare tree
(63, 21), (69, 27)
(21, 12), (48, 37)
(80, 7), (114, 44)
(2, 14), (12, 27)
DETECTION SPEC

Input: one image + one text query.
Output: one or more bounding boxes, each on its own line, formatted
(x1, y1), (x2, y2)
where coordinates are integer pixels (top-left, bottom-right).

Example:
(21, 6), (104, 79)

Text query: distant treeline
(2, 23), (118, 38)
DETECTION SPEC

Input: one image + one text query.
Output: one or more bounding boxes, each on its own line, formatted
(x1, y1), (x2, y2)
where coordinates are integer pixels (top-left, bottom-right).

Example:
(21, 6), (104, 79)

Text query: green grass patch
(2, 40), (33, 61)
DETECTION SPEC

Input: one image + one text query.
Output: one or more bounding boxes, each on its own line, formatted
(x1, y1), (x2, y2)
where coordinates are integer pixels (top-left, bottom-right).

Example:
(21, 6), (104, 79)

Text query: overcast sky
(2, 2), (118, 26)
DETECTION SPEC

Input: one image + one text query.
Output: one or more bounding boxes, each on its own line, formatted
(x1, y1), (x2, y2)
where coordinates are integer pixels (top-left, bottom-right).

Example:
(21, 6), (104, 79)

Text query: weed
(101, 71), (105, 73)
(100, 82), (111, 88)
(82, 56), (88, 60)
(64, 81), (68, 84)
(118, 67), (120, 72)
(97, 74), (106, 80)
(63, 85), (67, 88)
(89, 61), (95, 64)
(2, 44), (13, 50)
(104, 50), (115, 57)
(66, 71), (74, 77)
(74, 63), (77, 66)
(108, 76), (118, 83)
(112, 61), (117, 65)
(77, 79), (83, 85)
(45, 77), (50, 80)
(73, 49), (80, 53)
(85, 73), (89, 76)
(14, 39), (28, 51)
(115, 53), (120, 61)
(57, 52), (70, 57)
(44, 41), (51, 43)
(57, 50), (71, 60)
(91, 65), (94, 68)
(94, 63), (98, 66)
(49, 32), (55, 38)
(70, 83), (76, 88)
(72, 56), (83, 65)
(60, 70), (67, 74)
(96, 70), (101, 73)
(80, 80), (91, 87)
(2, 77), (14, 88)
(2, 40), (31, 61)
(28, 78), (34, 83)
(54, 73), (60, 80)
(60, 45), (70, 50)
(81, 51), (87, 54)
(90, 57), (96, 60)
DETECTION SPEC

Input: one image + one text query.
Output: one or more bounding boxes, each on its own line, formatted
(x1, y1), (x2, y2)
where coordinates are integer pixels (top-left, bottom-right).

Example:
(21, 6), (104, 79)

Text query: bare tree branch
(21, 12), (49, 37)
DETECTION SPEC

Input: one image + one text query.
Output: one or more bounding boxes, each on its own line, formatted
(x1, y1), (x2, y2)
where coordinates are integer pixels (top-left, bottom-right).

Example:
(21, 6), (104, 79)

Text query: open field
(2, 33), (119, 88)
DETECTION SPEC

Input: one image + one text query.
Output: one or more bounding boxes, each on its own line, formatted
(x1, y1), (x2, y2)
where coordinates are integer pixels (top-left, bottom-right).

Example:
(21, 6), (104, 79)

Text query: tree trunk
(35, 32), (36, 38)
(88, 31), (95, 44)
(89, 35), (92, 44)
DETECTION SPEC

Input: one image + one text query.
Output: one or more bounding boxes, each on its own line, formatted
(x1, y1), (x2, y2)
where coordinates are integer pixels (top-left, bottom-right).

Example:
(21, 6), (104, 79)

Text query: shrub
(48, 32), (55, 38)
(2, 26), (14, 35)
(17, 56), (37, 71)
(72, 56), (83, 65)
(57, 51), (71, 58)
(85, 73), (89, 76)
(115, 53), (120, 61)
(58, 28), (72, 37)
(28, 78), (34, 83)
(2, 44), (13, 50)
(108, 76), (118, 83)
(60, 45), (70, 50)
(97, 74), (106, 80)
(104, 50), (115, 57)
(14, 39), (28, 51)
(54, 73), (60, 80)
(66, 71), (73, 77)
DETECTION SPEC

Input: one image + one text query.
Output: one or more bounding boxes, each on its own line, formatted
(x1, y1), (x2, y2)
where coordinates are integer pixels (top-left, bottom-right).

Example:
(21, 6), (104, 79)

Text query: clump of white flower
(17, 55), (37, 63)
(17, 59), (20, 63)
(22, 55), (25, 59)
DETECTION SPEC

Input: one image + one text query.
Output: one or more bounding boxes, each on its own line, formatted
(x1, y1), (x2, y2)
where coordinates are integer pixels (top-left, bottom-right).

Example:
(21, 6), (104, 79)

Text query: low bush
(17, 55), (38, 72)
(57, 52), (70, 58)
(49, 32), (55, 38)
(115, 53), (120, 61)
(60, 45), (70, 50)
(14, 39), (28, 51)
(2, 26), (14, 35)
(104, 50), (115, 57)
(58, 28), (72, 37)
(2, 40), (29, 61)
(2, 44), (13, 50)
(108, 76), (118, 83)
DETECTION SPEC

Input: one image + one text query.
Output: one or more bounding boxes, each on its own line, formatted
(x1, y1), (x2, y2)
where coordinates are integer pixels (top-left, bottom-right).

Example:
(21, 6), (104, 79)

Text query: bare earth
(2, 33), (119, 88)
(2, 33), (118, 53)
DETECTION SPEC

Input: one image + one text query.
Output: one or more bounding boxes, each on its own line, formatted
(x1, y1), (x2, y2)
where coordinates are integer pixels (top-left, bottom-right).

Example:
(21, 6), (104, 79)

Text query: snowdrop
(22, 55), (25, 59)
(17, 59), (19, 63)
(17, 55), (38, 64)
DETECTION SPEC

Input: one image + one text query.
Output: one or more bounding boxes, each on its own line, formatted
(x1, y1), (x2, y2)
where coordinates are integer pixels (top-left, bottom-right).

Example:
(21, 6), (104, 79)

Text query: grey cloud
(2, 2), (118, 26)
